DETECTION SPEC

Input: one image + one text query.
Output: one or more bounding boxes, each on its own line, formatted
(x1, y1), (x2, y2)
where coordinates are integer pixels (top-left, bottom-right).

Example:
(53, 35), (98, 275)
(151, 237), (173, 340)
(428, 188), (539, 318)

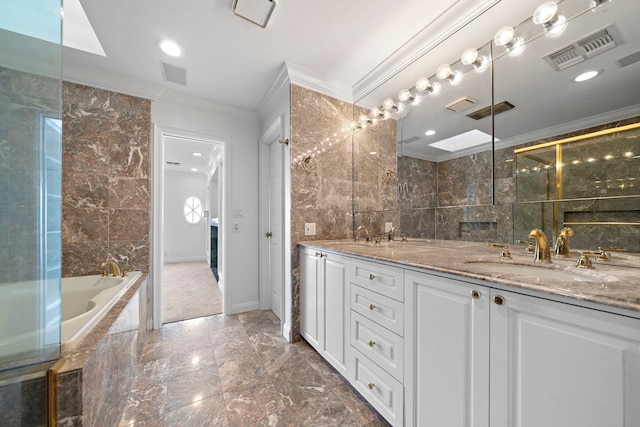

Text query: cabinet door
(300, 248), (321, 350)
(323, 253), (348, 374)
(405, 271), (490, 427)
(490, 290), (640, 427)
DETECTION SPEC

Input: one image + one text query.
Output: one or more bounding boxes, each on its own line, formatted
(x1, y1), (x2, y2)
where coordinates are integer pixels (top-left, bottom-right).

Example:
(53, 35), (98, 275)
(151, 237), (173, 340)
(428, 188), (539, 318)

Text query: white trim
(164, 256), (209, 264)
(257, 63), (291, 119)
(285, 62), (353, 104)
(151, 125), (230, 329)
(259, 114), (291, 339)
(353, 0), (500, 103)
(231, 300), (261, 313)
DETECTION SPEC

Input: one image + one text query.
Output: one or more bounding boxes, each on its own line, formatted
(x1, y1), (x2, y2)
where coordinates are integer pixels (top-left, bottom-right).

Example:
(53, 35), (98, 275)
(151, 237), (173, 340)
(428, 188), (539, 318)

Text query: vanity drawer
(350, 347), (404, 427)
(350, 259), (404, 302)
(351, 311), (404, 381)
(351, 285), (404, 337)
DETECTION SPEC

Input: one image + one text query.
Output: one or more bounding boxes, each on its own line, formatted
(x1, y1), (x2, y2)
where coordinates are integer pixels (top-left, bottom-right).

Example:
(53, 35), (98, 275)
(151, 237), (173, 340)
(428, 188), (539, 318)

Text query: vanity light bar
(514, 122), (640, 154)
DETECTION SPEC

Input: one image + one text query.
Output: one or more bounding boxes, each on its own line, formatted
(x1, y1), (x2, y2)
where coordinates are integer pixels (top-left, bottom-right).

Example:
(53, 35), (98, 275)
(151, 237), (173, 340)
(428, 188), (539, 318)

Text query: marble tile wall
(57, 275), (149, 426)
(290, 85), (355, 340)
(62, 82), (151, 277)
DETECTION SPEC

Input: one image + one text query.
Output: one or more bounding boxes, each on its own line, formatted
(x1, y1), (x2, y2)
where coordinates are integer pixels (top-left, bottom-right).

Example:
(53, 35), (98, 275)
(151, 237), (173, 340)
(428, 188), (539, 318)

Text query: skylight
(428, 129), (498, 152)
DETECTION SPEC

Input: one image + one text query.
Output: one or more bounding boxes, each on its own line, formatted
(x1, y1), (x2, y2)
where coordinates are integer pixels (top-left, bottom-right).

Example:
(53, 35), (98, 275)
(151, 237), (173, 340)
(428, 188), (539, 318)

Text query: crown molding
(353, 0), (500, 104)
(285, 62), (353, 104)
(256, 62), (291, 119)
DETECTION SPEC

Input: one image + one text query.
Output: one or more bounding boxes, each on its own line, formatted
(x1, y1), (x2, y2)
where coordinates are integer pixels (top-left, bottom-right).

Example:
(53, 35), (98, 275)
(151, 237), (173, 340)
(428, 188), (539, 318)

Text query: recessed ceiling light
(574, 70), (600, 82)
(192, 152), (202, 157)
(425, 130), (436, 136)
(158, 39), (183, 57)
(428, 129), (498, 152)
(190, 168), (198, 172)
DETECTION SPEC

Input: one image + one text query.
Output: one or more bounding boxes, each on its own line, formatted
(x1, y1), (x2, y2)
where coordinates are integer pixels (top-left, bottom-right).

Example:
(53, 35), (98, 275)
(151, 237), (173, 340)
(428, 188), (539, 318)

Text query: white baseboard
(282, 321), (292, 343)
(230, 300), (260, 314)
(164, 256), (208, 264)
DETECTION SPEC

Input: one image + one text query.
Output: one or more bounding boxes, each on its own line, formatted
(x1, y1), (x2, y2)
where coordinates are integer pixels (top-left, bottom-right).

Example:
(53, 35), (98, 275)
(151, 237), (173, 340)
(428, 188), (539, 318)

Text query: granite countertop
(300, 239), (640, 316)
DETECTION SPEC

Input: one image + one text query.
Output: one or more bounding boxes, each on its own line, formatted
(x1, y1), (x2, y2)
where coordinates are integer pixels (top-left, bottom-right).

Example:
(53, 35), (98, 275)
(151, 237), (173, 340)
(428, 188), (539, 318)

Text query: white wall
(164, 170), (208, 263)
(152, 99), (260, 314)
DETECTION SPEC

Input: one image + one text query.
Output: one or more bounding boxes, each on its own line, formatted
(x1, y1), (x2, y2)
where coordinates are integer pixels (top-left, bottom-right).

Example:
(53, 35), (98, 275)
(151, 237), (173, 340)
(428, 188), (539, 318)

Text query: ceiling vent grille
(616, 50), (640, 68)
(446, 96), (477, 113)
(162, 63), (187, 86)
(467, 101), (515, 120)
(543, 25), (621, 71)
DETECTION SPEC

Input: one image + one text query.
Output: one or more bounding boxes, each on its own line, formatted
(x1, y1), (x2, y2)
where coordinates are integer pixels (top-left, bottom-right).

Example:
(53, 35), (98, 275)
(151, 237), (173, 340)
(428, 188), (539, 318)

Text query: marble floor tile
(119, 310), (389, 426)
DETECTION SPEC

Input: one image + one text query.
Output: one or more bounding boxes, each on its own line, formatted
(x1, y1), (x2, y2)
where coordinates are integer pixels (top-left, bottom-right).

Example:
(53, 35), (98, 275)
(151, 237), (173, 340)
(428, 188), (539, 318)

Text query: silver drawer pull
(368, 383), (375, 390)
(369, 303), (376, 311)
(369, 273), (375, 280)
(369, 340), (376, 347)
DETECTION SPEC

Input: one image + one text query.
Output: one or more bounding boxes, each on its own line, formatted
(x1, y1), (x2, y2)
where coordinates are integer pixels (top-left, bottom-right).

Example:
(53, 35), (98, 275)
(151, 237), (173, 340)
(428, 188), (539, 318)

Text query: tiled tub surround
(300, 240), (640, 316)
(62, 82), (151, 277)
(57, 273), (149, 426)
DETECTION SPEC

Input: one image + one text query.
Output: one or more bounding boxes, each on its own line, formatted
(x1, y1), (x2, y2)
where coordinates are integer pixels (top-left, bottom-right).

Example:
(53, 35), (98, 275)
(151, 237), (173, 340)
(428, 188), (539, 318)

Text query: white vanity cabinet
(349, 259), (405, 427)
(405, 269), (640, 427)
(490, 289), (640, 427)
(404, 271), (490, 427)
(299, 247), (349, 375)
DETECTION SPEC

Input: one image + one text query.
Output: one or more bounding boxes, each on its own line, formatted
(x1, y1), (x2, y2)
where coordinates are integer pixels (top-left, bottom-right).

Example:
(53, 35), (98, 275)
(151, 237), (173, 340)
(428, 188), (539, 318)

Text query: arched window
(184, 196), (203, 224)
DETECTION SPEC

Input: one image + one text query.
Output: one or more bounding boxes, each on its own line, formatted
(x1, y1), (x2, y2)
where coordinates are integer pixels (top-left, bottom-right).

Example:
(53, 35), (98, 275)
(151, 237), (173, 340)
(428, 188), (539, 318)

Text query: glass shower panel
(0, 0), (62, 372)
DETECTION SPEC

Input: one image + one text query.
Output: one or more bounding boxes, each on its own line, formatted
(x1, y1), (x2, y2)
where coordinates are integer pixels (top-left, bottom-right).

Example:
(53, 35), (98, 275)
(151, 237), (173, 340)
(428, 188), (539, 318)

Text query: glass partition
(0, 8), (62, 427)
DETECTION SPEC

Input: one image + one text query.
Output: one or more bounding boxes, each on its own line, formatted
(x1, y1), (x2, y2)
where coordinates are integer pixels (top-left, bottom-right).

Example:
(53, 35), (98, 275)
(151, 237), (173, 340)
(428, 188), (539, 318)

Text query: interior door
(268, 137), (283, 319)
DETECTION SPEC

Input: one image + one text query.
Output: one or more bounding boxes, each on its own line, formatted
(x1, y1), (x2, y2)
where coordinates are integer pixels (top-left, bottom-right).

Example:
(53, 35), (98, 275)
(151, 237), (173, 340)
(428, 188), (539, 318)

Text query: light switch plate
(385, 222), (393, 233)
(304, 223), (316, 236)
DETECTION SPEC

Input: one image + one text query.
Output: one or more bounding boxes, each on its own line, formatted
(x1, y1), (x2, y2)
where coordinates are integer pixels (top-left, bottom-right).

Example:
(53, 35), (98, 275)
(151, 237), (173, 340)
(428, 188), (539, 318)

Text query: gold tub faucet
(529, 229), (552, 263)
(100, 261), (122, 277)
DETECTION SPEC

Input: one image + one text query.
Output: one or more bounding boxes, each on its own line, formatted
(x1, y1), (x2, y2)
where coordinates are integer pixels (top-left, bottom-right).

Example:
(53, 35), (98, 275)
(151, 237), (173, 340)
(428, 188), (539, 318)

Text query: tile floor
(119, 310), (390, 426)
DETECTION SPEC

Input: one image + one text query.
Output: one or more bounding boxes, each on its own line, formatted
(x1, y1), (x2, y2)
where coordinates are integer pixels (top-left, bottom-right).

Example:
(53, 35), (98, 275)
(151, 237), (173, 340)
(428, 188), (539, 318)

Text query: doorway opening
(152, 128), (227, 327)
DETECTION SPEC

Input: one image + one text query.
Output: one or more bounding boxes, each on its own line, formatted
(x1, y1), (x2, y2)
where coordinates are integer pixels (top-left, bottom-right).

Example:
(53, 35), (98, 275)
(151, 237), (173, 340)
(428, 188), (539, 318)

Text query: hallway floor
(163, 262), (222, 323)
(119, 310), (389, 426)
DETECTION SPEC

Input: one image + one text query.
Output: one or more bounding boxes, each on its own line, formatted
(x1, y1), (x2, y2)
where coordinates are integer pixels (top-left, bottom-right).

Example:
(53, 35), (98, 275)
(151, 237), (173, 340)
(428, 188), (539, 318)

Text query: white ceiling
(62, 0), (476, 111)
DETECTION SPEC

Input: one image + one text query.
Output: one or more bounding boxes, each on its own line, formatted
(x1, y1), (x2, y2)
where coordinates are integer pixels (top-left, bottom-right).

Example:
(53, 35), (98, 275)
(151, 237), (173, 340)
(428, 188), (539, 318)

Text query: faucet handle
(597, 246), (627, 260)
(577, 251), (600, 268)
(488, 243), (512, 259)
(516, 240), (535, 254)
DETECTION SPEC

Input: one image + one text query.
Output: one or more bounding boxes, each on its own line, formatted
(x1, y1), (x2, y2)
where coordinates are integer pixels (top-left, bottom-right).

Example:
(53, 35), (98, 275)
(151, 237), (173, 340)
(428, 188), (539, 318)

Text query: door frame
(151, 124), (230, 329)
(259, 115), (292, 340)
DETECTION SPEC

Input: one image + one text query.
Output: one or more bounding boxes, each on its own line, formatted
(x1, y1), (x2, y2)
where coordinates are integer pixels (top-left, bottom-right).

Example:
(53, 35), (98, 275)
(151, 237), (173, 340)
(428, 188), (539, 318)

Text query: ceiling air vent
(616, 50), (640, 68)
(446, 96), (477, 113)
(162, 63), (187, 86)
(467, 101), (515, 120)
(543, 25), (621, 71)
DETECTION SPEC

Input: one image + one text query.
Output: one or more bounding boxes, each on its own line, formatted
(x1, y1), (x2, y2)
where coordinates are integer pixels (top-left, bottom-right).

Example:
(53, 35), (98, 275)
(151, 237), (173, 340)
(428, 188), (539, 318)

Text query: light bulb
(494, 26), (525, 56)
(461, 48), (479, 65)
(574, 70), (600, 82)
(437, 64), (453, 80)
(398, 89), (414, 102)
(415, 77), (441, 95)
(590, 0), (616, 12)
(533, 1), (558, 26)
(382, 98), (395, 111)
(371, 107), (382, 117)
(533, 1), (567, 37)
(359, 114), (368, 123)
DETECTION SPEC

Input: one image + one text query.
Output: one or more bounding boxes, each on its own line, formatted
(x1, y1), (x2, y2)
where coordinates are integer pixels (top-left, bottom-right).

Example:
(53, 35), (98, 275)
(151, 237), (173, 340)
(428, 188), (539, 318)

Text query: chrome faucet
(100, 260), (122, 277)
(355, 225), (370, 242)
(528, 229), (552, 263)
(388, 226), (399, 241)
(554, 227), (574, 258)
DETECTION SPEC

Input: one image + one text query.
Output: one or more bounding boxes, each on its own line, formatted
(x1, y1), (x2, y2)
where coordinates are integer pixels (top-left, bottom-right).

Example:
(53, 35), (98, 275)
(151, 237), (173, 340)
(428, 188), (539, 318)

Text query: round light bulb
(382, 98), (395, 110)
(158, 39), (183, 57)
(398, 89), (413, 102)
(546, 14), (567, 38)
(494, 26), (515, 47)
(590, 0), (616, 12)
(371, 107), (382, 117)
(533, 1), (559, 26)
(461, 48), (479, 65)
(415, 77), (430, 92)
(437, 64), (453, 80)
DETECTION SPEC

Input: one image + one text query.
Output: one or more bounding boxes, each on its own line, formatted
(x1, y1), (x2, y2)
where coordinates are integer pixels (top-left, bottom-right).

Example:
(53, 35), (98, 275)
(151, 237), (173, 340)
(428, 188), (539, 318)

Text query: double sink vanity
(299, 238), (640, 427)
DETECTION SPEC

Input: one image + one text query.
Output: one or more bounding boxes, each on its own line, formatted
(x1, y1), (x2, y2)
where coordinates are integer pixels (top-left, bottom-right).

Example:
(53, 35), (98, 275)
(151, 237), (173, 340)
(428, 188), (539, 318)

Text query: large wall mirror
(351, 0), (639, 254)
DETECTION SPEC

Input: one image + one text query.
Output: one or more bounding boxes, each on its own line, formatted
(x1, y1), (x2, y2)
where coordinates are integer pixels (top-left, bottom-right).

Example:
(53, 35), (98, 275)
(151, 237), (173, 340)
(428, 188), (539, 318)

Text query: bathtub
(61, 271), (142, 351)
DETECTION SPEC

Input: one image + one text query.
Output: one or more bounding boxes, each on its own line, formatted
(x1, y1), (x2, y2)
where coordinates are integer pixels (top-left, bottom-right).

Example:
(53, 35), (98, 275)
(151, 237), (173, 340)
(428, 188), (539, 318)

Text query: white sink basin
(466, 261), (618, 283)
